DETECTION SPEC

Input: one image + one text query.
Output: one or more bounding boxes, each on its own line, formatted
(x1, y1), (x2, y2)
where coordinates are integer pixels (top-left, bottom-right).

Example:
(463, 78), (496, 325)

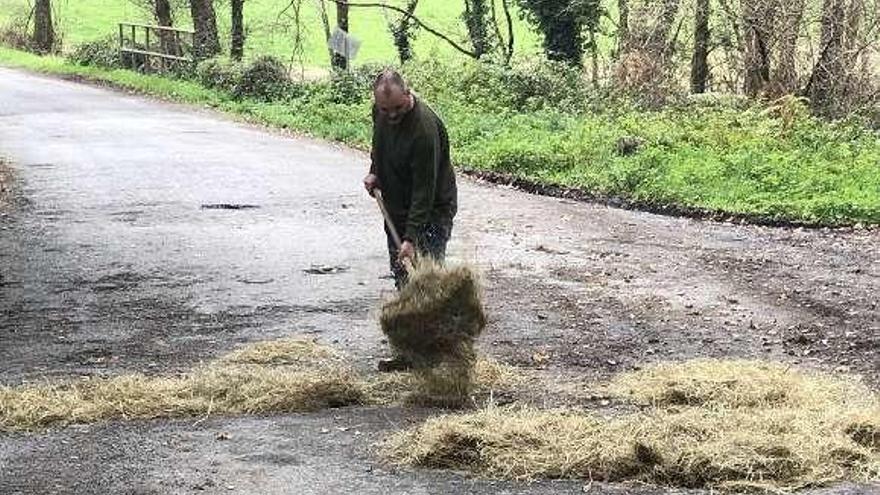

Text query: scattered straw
(0, 339), (362, 432)
(385, 360), (880, 491)
(365, 358), (524, 406)
(219, 337), (343, 367)
(607, 359), (874, 410)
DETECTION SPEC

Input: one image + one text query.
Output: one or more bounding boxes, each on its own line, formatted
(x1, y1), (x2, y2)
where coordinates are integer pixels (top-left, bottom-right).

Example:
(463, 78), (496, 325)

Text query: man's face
(374, 85), (411, 125)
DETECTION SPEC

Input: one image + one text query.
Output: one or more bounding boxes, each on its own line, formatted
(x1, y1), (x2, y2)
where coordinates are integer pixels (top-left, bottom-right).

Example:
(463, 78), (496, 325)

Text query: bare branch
(327, 0), (478, 59)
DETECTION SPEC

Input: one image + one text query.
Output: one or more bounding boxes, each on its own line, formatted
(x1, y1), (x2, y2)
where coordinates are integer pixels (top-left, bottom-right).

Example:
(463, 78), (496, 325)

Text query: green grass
(0, 0), (542, 65)
(2, 45), (879, 226)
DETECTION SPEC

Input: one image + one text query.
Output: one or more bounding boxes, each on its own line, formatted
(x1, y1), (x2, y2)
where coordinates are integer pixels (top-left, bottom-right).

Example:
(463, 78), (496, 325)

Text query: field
(0, 0), (543, 64)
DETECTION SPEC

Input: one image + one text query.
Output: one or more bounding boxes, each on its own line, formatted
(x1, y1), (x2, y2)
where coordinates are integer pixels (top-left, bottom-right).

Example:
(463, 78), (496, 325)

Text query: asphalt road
(1, 67), (877, 495)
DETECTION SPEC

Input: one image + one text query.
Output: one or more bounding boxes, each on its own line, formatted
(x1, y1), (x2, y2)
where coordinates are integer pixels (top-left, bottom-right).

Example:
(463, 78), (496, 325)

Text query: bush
(196, 57), (242, 92)
(683, 92), (750, 110)
(0, 26), (31, 52)
(0, 11), (35, 52)
(404, 58), (595, 115)
(196, 56), (296, 101)
(234, 56), (290, 101)
(328, 65), (378, 104)
(0, 8), (63, 54)
(69, 36), (121, 69)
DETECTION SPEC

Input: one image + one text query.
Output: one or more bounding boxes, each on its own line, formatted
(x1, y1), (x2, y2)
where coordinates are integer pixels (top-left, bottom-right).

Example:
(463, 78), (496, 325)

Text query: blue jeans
(386, 222), (452, 290)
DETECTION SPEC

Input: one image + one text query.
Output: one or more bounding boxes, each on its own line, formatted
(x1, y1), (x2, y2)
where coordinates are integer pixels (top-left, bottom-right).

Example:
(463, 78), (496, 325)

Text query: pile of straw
(385, 359), (880, 491)
(380, 259), (486, 368)
(379, 259), (487, 406)
(0, 339), (362, 432)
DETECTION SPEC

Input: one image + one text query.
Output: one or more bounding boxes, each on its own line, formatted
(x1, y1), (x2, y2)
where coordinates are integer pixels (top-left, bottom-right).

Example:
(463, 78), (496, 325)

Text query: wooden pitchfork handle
(373, 189), (403, 250)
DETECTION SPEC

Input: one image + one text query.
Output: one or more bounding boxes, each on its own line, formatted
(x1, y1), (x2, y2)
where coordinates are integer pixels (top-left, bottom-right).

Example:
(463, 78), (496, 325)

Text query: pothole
(200, 204), (260, 210)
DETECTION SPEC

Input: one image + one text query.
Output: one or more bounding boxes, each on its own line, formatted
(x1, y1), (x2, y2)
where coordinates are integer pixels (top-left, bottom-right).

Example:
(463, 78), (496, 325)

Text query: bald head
(373, 69), (408, 94)
(373, 69), (414, 125)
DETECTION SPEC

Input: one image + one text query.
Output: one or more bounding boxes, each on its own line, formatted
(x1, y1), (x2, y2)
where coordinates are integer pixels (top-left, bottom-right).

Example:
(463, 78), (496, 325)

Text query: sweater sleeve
(369, 106), (379, 176)
(404, 133), (439, 242)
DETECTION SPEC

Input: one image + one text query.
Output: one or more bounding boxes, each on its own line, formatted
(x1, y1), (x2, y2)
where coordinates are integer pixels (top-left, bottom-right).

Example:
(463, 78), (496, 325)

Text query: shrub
(0, 11), (35, 52)
(233, 56), (290, 101)
(69, 36), (121, 69)
(328, 66), (376, 104)
(196, 57), (242, 92)
(404, 58), (595, 114)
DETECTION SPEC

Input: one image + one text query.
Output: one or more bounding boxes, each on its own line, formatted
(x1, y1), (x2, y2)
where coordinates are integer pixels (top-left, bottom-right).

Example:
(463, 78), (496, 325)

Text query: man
(364, 69), (457, 289)
(363, 69), (457, 371)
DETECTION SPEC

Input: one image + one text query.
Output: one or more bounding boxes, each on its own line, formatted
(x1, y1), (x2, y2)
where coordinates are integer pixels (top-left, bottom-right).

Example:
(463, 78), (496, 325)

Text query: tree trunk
(501, 0), (515, 63)
(617, 0), (629, 56)
(742, 0), (773, 96)
(332, 0), (349, 70)
(33, 0), (54, 54)
(190, 0), (221, 59)
(516, 0), (586, 65)
(154, 0), (179, 56)
(489, 0), (515, 63)
(588, 27), (599, 87)
(842, 0), (863, 69)
(614, 0), (680, 97)
(806, 0), (864, 117)
(690, 0), (710, 93)
(317, 0), (334, 66)
(650, 0), (681, 53)
(545, 16), (583, 65)
(809, 0), (848, 114)
(155, 0), (173, 27)
(464, 0), (491, 58)
(231, 0), (245, 60)
(390, 0), (419, 64)
(769, 0), (805, 96)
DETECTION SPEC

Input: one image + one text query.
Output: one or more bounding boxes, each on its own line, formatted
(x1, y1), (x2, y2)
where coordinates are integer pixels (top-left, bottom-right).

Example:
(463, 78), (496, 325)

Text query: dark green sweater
(370, 96), (457, 241)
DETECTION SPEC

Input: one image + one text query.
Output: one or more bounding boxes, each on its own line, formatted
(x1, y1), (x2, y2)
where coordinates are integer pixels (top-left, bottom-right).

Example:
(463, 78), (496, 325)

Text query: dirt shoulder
(0, 158), (12, 211)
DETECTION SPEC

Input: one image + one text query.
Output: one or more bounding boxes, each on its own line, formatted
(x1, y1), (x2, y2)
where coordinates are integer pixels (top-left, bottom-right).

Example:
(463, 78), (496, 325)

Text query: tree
(614, 0), (681, 98)
(190, 0), (221, 59)
(690, 0), (710, 93)
(617, 0), (629, 56)
(231, 0), (245, 60)
(769, 0), (806, 95)
(742, 0), (775, 96)
(328, 0), (480, 61)
(388, 0), (419, 64)
(154, 0), (174, 27)
(807, 0), (849, 113)
(33, 0), (54, 54)
(491, 0), (516, 64)
(516, 0), (597, 65)
(153, 0), (179, 56)
(617, 0), (681, 61)
(332, 0), (349, 69)
(463, 0), (492, 58)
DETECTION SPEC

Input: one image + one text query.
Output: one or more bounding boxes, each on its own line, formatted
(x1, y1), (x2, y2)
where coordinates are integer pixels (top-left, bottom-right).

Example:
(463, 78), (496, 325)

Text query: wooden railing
(118, 22), (195, 72)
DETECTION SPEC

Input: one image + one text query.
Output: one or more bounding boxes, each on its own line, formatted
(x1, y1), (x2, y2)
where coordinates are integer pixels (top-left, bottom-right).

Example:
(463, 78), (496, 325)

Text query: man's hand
(398, 240), (415, 263)
(363, 173), (379, 196)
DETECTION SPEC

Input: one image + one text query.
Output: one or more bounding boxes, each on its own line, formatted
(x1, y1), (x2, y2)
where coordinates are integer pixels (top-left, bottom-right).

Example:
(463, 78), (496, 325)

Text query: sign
(328, 27), (361, 61)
